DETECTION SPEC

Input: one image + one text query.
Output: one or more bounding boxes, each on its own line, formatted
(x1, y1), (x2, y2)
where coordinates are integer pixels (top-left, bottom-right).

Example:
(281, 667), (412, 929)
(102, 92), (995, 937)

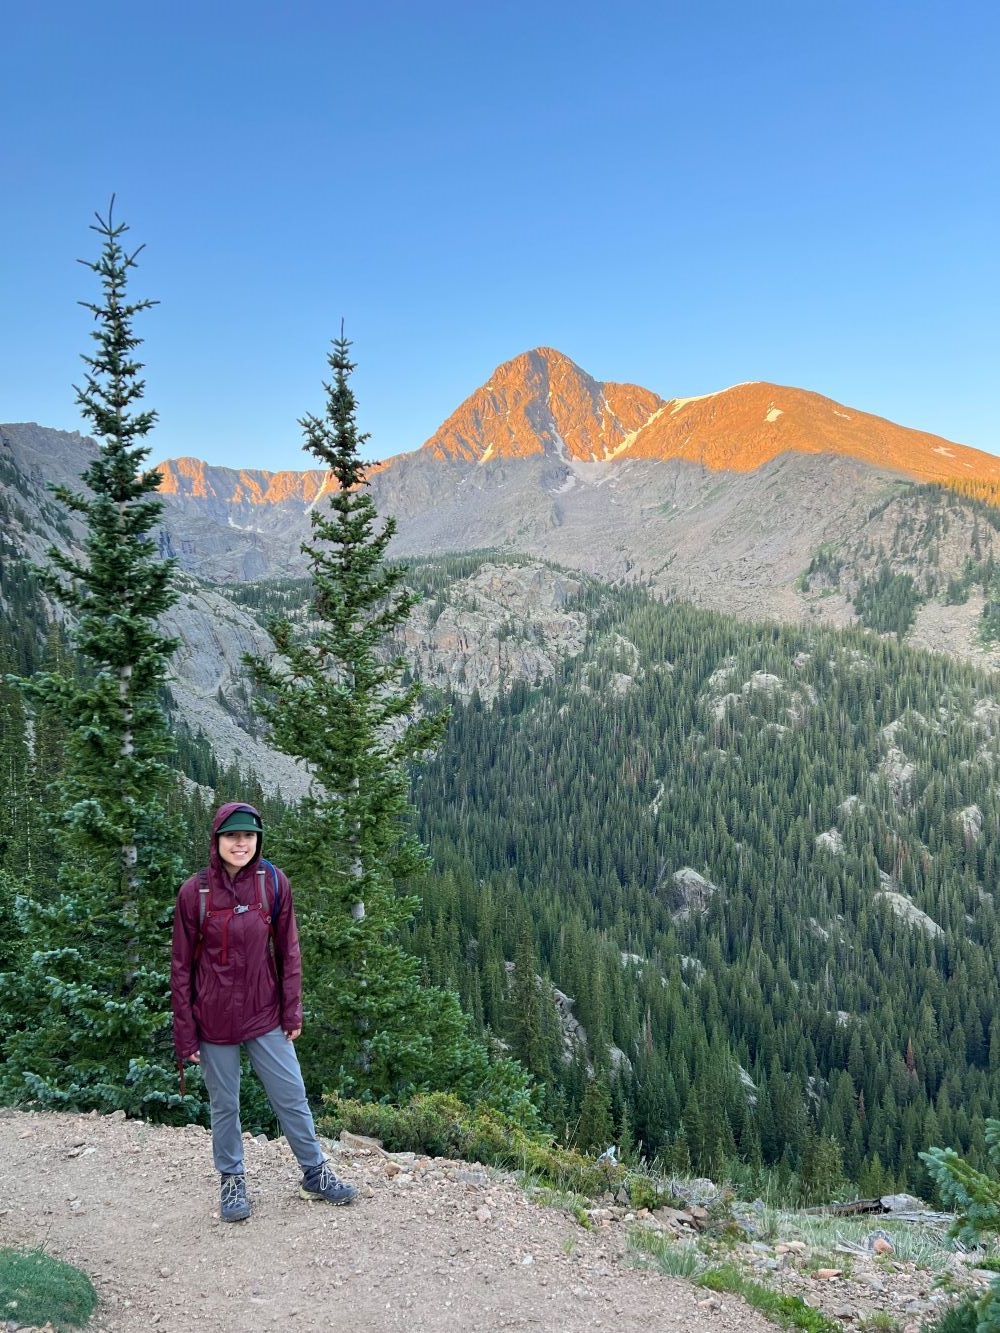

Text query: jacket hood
(210, 801), (263, 881)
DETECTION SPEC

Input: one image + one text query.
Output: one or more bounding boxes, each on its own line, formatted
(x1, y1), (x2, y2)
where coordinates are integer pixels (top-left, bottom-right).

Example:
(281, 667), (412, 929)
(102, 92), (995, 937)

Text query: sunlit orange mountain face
(419, 347), (1000, 484)
(421, 348), (665, 464)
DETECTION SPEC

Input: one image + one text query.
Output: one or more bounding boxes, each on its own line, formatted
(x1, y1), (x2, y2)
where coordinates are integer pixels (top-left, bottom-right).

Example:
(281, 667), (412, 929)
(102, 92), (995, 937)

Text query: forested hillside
(406, 579), (1000, 1199)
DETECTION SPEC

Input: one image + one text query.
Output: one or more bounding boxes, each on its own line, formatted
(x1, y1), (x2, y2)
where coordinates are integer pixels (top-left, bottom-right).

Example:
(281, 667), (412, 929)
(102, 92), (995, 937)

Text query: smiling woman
(170, 800), (357, 1221)
(216, 807), (262, 876)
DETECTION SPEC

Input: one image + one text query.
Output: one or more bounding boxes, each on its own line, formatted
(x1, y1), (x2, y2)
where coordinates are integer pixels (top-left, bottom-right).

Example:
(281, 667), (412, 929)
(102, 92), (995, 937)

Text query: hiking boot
(300, 1159), (357, 1206)
(220, 1172), (251, 1222)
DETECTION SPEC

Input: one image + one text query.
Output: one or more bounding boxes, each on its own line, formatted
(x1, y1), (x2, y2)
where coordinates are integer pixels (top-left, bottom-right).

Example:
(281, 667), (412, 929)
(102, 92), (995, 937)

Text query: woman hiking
(171, 801), (356, 1221)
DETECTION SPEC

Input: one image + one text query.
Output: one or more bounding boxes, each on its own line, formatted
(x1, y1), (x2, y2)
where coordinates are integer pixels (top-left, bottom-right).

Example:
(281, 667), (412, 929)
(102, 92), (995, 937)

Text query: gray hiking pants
(199, 1026), (325, 1176)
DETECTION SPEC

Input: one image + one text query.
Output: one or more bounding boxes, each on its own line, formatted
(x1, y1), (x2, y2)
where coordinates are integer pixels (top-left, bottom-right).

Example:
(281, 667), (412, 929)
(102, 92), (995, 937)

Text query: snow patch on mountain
(606, 403), (669, 460)
(668, 383), (754, 414)
(549, 425), (569, 462)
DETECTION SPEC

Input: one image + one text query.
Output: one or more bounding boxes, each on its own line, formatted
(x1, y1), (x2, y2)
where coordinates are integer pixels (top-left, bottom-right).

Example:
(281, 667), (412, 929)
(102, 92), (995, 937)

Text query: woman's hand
(188, 1050), (200, 1064)
(284, 1027), (301, 1041)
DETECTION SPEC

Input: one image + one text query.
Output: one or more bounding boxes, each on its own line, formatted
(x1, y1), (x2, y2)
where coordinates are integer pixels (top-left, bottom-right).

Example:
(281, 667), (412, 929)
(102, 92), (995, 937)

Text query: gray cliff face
(154, 446), (872, 598)
(0, 424), (312, 794)
(154, 443), (1000, 661)
(0, 423), (97, 563)
(399, 562), (590, 702)
(162, 577), (310, 796)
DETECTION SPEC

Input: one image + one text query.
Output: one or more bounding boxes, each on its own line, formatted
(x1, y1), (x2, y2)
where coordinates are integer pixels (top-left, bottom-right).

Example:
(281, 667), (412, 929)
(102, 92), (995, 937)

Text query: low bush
(923, 1300), (980, 1333)
(318, 1091), (624, 1198)
(625, 1173), (685, 1212)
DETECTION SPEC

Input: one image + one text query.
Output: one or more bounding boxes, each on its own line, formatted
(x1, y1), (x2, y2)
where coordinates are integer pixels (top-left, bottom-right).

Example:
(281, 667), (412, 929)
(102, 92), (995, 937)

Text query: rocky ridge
(399, 561), (590, 702)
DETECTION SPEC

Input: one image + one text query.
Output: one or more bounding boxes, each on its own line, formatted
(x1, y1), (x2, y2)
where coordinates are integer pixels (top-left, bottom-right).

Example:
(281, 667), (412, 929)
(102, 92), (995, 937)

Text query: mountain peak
(147, 349), (1000, 492)
(421, 348), (665, 464)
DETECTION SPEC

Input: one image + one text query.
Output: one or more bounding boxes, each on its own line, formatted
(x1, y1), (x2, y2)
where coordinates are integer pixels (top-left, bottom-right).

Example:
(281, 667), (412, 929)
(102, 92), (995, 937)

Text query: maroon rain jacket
(171, 801), (303, 1061)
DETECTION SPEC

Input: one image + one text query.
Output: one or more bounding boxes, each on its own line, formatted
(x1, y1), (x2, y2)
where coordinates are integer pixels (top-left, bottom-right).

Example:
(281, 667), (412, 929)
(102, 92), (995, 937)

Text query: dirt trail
(0, 1108), (786, 1332)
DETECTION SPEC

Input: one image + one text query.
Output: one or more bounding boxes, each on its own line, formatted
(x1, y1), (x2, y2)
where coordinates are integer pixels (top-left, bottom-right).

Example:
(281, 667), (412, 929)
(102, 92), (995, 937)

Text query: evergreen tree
(575, 1072), (616, 1154)
(799, 1126), (848, 1204)
(0, 670), (31, 878)
(922, 1121), (1000, 1331)
(248, 332), (466, 1100)
(0, 201), (183, 1116)
(506, 925), (548, 1080)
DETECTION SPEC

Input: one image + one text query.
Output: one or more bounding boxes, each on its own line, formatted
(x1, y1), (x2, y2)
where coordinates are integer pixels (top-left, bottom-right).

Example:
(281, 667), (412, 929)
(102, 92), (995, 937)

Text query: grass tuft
(698, 1262), (843, 1333)
(0, 1247), (97, 1330)
(627, 1227), (704, 1278)
(922, 1300), (980, 1333)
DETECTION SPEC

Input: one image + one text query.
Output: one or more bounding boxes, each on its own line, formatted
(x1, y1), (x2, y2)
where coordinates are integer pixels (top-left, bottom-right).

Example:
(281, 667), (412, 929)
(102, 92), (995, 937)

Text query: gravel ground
(0, 1108), (783, 1333)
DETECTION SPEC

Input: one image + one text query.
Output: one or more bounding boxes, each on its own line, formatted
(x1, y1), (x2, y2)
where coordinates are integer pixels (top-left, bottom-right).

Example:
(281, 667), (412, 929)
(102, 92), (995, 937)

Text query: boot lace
(314, 1162), (340, 1190)
(221, 1174), (246, 1205)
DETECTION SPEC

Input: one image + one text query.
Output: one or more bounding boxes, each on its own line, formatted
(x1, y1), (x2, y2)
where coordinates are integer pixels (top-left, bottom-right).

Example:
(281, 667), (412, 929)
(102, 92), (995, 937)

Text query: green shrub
(318, 1091), (467, 1157)
(319, 1091), (624, 1197)
(0, 1248), (96, 1330)
(923, 1300), (980, 1333)
(626, 1174), (685, 1212)
(922, 1120), (1000, 1332)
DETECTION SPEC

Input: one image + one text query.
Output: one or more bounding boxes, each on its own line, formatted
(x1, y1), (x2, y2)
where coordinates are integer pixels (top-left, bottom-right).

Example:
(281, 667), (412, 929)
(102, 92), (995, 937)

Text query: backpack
(194, 859), (281, 964)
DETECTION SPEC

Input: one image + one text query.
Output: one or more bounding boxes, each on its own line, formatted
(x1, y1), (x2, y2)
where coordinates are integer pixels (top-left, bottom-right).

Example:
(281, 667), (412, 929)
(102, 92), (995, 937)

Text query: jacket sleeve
(273, 868), (303, 1033)
(171, 878), (201, 1061)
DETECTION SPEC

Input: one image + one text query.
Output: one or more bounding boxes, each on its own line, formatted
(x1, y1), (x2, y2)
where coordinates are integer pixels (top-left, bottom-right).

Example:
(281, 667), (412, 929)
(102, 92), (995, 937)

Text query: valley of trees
(405, 576), (1000, 1199)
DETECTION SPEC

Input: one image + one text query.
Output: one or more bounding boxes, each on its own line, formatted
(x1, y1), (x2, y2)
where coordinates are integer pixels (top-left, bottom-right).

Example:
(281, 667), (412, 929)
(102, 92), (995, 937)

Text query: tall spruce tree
(0, 201), (184, 1115)
(248, 332), (498, 1101)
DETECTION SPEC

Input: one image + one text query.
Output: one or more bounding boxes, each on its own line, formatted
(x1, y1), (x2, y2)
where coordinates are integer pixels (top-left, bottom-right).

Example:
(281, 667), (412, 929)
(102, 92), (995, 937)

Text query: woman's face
(218, 830), (258, 877)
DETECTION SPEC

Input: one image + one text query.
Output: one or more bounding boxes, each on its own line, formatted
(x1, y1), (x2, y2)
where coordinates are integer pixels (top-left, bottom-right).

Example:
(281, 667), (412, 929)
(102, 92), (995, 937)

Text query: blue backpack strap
(268, 861), (281, 921)
(195, 868), (211, 959)
(257, 860), (281, 925)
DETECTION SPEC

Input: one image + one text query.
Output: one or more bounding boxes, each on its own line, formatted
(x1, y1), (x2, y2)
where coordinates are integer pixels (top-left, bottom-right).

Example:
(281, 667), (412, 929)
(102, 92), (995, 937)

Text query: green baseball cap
(218, 809), (263, 834)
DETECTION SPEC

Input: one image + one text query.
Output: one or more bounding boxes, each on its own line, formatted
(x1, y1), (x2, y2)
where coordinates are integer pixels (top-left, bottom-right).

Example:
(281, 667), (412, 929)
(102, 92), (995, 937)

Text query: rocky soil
(0, 1109), (988, 1333)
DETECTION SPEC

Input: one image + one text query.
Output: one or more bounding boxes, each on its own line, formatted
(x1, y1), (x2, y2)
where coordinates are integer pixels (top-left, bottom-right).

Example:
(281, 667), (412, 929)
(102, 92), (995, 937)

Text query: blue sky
(4, 1), (998, 469)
